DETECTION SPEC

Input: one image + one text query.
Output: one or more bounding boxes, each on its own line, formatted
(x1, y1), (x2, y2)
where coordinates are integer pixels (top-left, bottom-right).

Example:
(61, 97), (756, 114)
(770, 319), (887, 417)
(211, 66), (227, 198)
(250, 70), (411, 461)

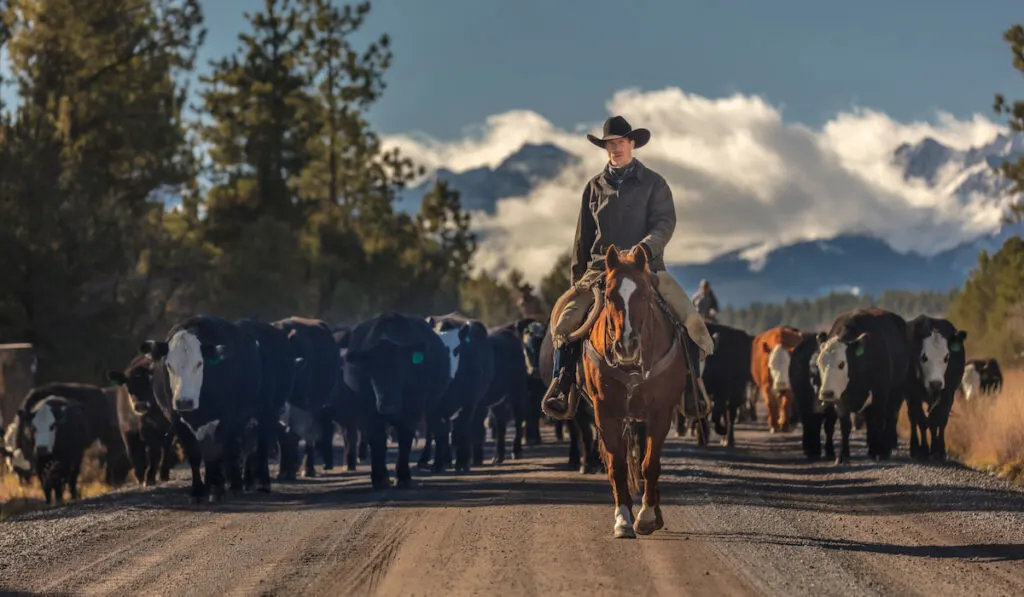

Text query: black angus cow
(18, 396), (94, 504)
(517, 318), (549, 446)
(905, 315), (967, 462)
(790, 332), (837, 461)
(339, 311), (451, 489)
(538, 327), (601, 474)
(472, 324), (531, 465)
(420, 312), (495, 473)
(140, 314), (264, 502)
(106, 355), (178, 487)
(271, 317), (342, 479)
(5, 382), (130, 487)
(815, 308), (911, 464)
(237, 318), (306, 488)
(702, 322), (754, 448)
(963, 357), (1003, 399)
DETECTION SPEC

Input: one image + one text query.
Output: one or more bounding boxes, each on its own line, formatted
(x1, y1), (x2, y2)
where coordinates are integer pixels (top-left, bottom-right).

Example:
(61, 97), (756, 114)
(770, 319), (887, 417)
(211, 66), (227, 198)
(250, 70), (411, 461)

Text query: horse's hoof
(614, 525), (637, 539)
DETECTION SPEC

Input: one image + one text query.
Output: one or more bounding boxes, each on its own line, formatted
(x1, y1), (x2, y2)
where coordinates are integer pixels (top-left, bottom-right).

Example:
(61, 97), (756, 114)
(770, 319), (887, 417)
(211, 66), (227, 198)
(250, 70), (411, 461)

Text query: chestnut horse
(568, 245), (690, 539)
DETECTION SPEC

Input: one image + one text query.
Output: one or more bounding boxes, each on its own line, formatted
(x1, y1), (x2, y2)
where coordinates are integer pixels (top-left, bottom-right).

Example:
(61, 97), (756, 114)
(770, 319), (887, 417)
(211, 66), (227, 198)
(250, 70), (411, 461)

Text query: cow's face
(815, 332), (868, 405)
(162, 330), (227, 412)
(919, 330), (951, 393)
(765, 343), (791, 391)
(30, 402), (58, 457)
(433, 325), (465, 379)
(107, 364), (156, 415)
(521, 322), (546, 377)
(961, 365), (981, 401)
(347, 339), (419, 416)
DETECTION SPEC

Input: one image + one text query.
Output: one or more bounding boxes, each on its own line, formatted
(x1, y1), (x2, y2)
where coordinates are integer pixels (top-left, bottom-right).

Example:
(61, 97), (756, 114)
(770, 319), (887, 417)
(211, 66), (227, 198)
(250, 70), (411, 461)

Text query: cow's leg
(594, 408), (634, 539)
(430, 418), (452, 473)
(255, 418), (272, 492)
(553, 418), (565, 442)
(144, 439), (162, 487)
(763, 387), (779, 433)
(581, 415), (602, 474)
(929, 399), (951, 461)
(778, 391), (793, 432)
(492, 407), (510, 465)
(635, 406), (670, 536)
(277, 428), (299, 481)
(158, 434), (175, 482)
(124, 431), (147, 485)
(205, 457), (226, 503)
(225, 436), (245, 495)
(177, 422), (206, 502)
(823, 406), (837, 462)
(802, 412), (820, 460)
(367, 419), (390, 490)
(68, 464), (81, 501)
(417, 426), (434, 469)
(395, 421), (415, 490)
(300, 439), (317, 478)
(905, 396), (927, 461)
(469, 403), (489, 467)
(318, 416), (336, 471)
(451, 411), (473, 474)
(725, 405), (736, 448)
(836, 410), (852, 465)
(674, 409), (685, 438)
(342, 421), (359, 471)
(358, 434), (369, 462)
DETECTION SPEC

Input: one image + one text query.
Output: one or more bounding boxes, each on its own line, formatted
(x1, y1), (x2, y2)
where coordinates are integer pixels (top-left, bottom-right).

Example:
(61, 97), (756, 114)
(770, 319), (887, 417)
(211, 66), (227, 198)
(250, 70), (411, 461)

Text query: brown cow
(750, 326), (803, 433)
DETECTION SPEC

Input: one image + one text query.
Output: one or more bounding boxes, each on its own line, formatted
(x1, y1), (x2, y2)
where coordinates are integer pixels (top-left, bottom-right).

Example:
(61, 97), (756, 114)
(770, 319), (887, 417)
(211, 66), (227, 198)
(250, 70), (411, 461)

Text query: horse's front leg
(635, 405), (670, 535)
(593, 404), (634, 539)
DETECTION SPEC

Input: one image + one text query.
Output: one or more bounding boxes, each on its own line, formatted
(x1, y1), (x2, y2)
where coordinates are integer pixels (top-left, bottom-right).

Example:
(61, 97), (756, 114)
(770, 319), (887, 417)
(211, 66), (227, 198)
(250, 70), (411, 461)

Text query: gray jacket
(570, 159), (676, 283)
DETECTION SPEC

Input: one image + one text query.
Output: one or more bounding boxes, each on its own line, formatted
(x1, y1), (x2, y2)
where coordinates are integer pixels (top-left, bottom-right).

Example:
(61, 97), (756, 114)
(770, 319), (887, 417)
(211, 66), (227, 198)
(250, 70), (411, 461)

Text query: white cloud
(383, 86), (1013, 283)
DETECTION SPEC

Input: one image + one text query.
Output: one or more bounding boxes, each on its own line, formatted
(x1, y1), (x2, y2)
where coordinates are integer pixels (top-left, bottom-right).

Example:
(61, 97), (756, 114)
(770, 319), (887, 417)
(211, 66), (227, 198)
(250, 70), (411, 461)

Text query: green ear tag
(206, 356), (222, 365)
(854, 345), (865, 357)
(950, 343), (962, 353)
(411, 352), (424, 365)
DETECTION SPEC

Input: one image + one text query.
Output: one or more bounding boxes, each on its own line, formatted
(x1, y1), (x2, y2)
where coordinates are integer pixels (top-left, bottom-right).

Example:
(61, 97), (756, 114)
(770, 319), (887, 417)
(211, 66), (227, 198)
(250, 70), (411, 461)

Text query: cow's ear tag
(854, 344), (865, 357)
(411, 352), (424, 365)
(206, 355), (222, 365)
(950, 343), (962, 353)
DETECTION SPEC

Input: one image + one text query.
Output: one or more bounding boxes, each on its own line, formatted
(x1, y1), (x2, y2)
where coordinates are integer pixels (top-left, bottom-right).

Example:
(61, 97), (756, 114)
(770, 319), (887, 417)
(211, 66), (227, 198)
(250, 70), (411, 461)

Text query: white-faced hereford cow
(816, 308), (911, 464)
(961, 357), (1002, 401)
(339, 312), (451, 490)
(18, 395), (94, 504)
(271, 317), (341, 479)
(139, 314), (264, 503)
(905, 315), (967, 462)
(791, 332), (837, 461)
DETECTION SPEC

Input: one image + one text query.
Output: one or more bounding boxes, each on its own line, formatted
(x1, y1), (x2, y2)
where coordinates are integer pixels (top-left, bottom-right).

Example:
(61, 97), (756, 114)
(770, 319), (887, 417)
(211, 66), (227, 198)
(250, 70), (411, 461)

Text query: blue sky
(2, 1), (1021, 138)
(210, 0), (1021, 139)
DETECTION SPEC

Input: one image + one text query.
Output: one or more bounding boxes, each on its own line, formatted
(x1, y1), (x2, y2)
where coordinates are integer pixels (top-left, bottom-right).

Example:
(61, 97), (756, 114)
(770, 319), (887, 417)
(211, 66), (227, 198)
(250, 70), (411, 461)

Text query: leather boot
(541, 342), (579, 419)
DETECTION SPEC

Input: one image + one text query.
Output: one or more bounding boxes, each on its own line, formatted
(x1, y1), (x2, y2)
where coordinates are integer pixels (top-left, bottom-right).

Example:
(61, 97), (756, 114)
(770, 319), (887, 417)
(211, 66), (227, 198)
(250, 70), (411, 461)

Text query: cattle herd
(0, 305), (1008, 509)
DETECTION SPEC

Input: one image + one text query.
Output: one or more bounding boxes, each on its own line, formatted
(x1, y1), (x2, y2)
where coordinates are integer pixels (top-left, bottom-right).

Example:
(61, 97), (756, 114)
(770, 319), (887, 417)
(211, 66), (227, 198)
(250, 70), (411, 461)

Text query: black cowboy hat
(587, 115), (650, 149)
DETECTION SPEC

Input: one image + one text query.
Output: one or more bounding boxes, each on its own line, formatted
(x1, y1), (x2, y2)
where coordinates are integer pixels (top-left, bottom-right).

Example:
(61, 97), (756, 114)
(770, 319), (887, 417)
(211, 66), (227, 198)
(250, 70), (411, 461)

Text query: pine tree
(993, 23), (1024, 221)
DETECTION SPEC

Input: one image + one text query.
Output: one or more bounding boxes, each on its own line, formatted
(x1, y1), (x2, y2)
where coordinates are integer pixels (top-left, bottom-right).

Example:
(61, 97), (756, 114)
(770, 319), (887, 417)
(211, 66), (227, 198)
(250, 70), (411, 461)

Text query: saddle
(564, 275), (711, 421)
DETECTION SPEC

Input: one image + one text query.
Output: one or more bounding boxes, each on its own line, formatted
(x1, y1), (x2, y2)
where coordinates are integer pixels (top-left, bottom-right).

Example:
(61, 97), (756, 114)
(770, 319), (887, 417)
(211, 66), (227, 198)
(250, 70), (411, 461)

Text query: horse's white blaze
(767, 345), (792, 391)
(920, 330), (949, 390)
(961, 366), (981, 401)
(618, 277), (638, 337)
(167, 330), (204, 409)
(32, 402), (58, 453)
(434, 328), (461, 379)
(816, 337), (850, 401)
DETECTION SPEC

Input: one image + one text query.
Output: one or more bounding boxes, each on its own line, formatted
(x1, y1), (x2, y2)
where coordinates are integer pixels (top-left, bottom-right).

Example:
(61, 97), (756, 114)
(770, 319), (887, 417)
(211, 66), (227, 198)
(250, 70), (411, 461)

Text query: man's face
(606, 137), (634, 166)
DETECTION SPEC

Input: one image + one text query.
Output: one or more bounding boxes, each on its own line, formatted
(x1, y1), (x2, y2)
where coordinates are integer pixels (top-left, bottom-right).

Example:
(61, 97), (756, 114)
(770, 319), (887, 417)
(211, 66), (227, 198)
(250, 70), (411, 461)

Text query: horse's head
(602, 244), (657, 367)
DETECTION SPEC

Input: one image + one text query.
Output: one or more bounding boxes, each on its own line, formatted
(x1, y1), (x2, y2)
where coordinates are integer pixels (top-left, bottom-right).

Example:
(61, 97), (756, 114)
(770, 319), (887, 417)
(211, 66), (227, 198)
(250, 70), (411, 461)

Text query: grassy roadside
(0, 444), (120, 520)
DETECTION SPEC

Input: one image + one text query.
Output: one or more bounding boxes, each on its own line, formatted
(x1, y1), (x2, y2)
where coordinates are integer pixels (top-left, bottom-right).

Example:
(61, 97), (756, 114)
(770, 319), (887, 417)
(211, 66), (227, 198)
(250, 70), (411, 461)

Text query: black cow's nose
(821, 390), (836, 401)
(36, 446), (50, 456)
(174, 399), (196, 411)
(928, 380), (943, 392)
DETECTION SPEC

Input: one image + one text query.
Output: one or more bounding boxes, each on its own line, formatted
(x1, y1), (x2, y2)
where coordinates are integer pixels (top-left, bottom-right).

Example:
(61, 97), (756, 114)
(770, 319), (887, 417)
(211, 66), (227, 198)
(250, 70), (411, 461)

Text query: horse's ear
(605, 245), (621, 270)
(632, 244), (649, 271)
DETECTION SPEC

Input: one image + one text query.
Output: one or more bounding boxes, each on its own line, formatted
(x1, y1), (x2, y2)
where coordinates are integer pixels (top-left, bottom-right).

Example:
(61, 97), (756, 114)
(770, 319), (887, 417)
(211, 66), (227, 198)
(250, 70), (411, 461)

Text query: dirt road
(2, 423), (1023, 596)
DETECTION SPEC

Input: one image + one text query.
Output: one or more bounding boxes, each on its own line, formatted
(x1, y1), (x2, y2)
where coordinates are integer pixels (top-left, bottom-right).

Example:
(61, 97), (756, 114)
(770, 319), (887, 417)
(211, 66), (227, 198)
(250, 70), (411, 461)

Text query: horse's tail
(625, 423), (643, 499)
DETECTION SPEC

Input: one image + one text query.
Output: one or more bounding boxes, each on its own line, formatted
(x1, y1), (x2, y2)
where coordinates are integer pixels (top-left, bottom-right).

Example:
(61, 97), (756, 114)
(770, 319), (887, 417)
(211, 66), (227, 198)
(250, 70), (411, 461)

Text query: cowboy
(516, 282), (547, 321)
(542, 115), (716, 417)
(693, 279), (719, 322)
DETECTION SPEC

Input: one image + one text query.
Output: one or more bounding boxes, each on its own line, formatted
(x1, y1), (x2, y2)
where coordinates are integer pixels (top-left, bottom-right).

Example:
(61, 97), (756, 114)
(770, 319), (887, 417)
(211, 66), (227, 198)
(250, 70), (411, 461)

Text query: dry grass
(0, 442), (119, 518)
(898, 369), (1024, 484)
